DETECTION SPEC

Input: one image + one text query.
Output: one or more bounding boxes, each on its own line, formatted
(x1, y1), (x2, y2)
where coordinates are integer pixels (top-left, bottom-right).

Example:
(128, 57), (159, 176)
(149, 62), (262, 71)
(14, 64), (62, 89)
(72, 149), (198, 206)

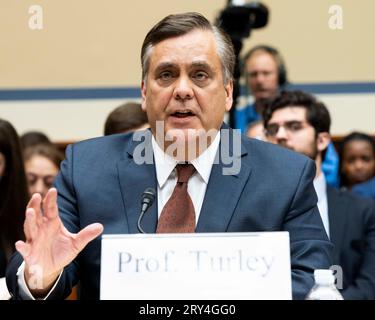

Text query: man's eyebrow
(154, 62), (177, 73)
(153, 61), (214, 74)
(191, 61), (212, 70)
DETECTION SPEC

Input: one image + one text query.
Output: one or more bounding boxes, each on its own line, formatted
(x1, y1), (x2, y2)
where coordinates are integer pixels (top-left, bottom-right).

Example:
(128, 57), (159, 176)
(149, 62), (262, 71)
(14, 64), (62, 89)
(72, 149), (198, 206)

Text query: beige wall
(0, 0), (374, 140)
(1, 0), (374, 87)
(1, 0), (227, 88)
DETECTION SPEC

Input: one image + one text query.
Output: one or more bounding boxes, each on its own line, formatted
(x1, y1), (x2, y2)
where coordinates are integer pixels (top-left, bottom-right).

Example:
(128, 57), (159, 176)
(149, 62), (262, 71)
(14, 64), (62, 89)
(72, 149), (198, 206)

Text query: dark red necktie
(156, 164), (196, 233)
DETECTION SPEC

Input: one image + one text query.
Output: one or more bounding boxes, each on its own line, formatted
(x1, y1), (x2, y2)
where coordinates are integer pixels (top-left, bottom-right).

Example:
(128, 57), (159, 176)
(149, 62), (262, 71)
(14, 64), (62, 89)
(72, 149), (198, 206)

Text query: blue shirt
(352, 177), (375, 199)
(235, 103), (261, 134)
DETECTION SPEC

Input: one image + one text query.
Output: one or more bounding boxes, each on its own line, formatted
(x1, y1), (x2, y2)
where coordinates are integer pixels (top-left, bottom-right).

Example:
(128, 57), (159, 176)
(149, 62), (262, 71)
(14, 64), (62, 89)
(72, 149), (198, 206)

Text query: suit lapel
(196, 128), (252, 232)
(327, 186), (347, 255)
(117, 131), (158, 234)
(116, 126), (252, 234)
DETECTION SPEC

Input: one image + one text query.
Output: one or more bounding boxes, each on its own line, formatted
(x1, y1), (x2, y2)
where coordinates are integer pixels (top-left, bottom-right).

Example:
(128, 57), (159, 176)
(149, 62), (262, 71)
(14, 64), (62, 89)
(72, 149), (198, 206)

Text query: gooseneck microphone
(137, 188), (156, 234)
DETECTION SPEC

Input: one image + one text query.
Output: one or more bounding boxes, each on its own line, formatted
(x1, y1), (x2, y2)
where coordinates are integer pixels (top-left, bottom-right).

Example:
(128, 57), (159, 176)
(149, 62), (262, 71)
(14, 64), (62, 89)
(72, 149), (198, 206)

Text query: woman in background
(339, 132), (375, 189)
(0, 119), (29, 298)
(24, 143), (64, 199)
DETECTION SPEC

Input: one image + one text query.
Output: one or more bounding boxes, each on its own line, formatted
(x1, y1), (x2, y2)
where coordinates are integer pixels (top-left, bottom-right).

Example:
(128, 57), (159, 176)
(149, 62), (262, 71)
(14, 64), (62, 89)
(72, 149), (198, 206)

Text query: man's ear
(317, 132), (331, 153)
(141, 80), (147, 112)
(225, 80), (233, 112)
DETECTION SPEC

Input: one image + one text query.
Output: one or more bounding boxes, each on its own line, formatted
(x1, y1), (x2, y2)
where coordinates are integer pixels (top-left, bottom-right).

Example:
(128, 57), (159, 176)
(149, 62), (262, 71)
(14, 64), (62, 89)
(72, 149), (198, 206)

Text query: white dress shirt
(313, 172), (330, 238)
(17, 131), (221, 299)
(152, 132), (220, 223)
(0, 277), (11, 300)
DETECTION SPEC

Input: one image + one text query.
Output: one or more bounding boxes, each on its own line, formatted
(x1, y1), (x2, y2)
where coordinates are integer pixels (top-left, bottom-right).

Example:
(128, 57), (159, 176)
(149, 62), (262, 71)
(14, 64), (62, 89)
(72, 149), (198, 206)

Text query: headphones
(243, 44), (288, 87)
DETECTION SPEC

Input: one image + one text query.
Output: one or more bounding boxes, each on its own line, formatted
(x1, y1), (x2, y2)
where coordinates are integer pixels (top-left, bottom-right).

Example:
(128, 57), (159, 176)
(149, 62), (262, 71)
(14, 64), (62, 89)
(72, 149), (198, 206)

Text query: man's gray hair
(141, 12), (235, 85)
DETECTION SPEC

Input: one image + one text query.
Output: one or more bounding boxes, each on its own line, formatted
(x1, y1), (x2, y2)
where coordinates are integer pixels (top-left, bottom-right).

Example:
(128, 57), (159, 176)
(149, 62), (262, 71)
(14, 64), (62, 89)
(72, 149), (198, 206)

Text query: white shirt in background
(313, 172), (330, 238)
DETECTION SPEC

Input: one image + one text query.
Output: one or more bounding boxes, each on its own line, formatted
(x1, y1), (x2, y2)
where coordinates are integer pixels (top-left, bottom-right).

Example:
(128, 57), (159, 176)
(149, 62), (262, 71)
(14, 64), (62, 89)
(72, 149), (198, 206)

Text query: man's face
(141, 29), (233, 149)
(245, 51), (279, 101)
(265, 107), (319, 160)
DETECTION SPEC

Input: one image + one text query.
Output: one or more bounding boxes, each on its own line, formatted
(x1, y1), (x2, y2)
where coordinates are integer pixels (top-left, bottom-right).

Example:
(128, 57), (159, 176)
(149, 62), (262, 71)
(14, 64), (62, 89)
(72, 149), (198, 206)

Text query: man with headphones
(236, 45), (339, 187)
(235, 45), (287, 134)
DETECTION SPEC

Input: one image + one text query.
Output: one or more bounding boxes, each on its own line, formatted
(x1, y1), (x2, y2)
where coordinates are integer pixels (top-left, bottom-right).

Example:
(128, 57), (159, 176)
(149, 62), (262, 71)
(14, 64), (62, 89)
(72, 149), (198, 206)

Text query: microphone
(137, 188), (156, 234)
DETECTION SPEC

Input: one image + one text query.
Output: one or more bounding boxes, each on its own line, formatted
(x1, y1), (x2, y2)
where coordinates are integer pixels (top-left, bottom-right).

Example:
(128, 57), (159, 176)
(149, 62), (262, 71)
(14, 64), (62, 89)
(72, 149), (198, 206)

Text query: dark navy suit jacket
(6, 127), (332, 300)
(327, 186), (375, 299)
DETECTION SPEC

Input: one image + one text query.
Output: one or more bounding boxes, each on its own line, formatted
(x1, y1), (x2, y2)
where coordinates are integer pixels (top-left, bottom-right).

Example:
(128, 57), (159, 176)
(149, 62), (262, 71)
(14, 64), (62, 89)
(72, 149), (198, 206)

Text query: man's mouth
(171, 110), (195, 118)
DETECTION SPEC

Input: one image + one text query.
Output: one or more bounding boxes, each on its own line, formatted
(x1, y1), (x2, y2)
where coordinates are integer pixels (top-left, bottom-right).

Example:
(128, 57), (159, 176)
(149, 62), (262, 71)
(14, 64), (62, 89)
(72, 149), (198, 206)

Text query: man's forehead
(149, 30), (218, 59)
(270, 106), (307, 122)
(247, 51), (277, 67)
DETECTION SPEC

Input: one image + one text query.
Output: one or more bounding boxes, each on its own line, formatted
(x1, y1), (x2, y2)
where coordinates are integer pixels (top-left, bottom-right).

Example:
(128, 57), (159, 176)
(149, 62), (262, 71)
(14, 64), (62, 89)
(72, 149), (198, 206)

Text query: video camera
(216, 1), (269, 128)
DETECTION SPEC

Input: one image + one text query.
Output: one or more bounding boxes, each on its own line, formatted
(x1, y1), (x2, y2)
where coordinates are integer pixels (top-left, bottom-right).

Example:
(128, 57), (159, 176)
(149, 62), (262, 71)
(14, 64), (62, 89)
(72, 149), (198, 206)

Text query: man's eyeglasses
(265, 121), (308, 137)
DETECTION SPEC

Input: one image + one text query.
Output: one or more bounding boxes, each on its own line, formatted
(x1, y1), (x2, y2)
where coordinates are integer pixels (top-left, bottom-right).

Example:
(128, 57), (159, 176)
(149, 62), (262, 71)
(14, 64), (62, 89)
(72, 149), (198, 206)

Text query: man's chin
(162, 128), (218, 160)
(255, 92), (272, 100)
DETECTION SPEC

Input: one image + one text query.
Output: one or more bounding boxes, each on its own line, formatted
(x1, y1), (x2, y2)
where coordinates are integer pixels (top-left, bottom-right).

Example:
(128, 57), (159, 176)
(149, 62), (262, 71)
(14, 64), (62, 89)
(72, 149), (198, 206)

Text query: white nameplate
(100, 232), (291, 300)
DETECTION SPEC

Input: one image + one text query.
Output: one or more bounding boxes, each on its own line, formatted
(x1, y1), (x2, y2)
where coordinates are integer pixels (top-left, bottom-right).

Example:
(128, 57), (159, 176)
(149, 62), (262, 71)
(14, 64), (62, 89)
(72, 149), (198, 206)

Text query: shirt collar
(152, 132), (221, 187)
(313, 171), (327, 201)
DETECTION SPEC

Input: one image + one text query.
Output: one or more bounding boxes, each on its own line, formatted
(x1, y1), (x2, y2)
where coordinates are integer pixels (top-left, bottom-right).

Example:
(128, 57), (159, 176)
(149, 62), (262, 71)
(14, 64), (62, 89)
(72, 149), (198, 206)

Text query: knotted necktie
(156, 164), (196, 233)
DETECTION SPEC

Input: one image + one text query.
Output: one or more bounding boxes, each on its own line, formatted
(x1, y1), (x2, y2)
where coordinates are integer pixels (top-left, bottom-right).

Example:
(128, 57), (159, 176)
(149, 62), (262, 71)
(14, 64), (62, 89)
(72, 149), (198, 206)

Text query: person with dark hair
(339, 132), (375, 190)
(104, 102), (149, 136)
(20, 131), (52, 150)
(6, 12), (331, 300)
(24, 144), (64, 199)
(235, 45), (288, 134)
(236, 46), (339, 188)
(264, 90), (375, 299)
(0, 119), (29, 298)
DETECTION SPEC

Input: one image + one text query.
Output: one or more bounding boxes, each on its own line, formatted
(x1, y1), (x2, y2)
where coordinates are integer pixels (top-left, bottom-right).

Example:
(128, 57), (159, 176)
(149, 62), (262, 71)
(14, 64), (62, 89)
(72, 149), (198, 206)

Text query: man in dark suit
(6, 12), (331, 300)
(264, 90), (375, 299)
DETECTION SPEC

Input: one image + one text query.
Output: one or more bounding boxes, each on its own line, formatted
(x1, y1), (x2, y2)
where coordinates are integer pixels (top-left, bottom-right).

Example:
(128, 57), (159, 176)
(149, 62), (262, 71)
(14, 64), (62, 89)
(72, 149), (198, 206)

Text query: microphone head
(142, 187), (156, 204)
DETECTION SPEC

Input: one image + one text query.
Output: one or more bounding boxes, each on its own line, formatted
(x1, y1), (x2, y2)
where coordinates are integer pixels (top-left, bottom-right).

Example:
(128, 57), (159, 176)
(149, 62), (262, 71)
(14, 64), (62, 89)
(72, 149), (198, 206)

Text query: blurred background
(0, 0), (374, 143)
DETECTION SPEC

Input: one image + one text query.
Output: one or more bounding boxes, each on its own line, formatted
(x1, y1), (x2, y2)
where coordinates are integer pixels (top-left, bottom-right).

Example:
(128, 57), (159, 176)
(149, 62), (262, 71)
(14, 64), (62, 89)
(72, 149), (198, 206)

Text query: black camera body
(216, 1), (269, 128)
(217, 1), (269, 40)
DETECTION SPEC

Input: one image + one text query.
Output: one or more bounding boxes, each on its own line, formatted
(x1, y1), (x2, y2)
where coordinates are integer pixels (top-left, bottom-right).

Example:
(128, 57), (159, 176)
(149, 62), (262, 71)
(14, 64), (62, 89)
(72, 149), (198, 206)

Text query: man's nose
(275, 125), (288, 141)
(256, 74), (266, 83)
(173, 76), (193, 101)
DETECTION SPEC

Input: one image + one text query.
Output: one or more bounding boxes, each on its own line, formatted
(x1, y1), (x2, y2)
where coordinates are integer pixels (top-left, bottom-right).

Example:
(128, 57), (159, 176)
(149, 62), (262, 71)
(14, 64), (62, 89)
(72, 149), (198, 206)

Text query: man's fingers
(24, 208), (38, 241)
(27, 193), (43, 226)
(42, 188), (59, 220)
(75, 223), (104, 252)
(15, 241), (30, 258)
(27, 193), (42, 212)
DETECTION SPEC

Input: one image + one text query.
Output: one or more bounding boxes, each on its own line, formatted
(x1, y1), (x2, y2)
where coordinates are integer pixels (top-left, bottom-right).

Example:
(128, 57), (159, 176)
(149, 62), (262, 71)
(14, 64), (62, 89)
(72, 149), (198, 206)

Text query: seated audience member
(339, 132), (375, 190)
(20, 131), (52, 150)
(235, 45), (339, 187)
(246, 120), (266, 141)
(235, 45), (288, 134)
(6, 12), (331, 301)
(104, 102), (149, 135)
(24, 144), (64, 199)
(264, 90), (375, 299)
(352, 176), (375, 199)
(0, 119), (29, 299)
